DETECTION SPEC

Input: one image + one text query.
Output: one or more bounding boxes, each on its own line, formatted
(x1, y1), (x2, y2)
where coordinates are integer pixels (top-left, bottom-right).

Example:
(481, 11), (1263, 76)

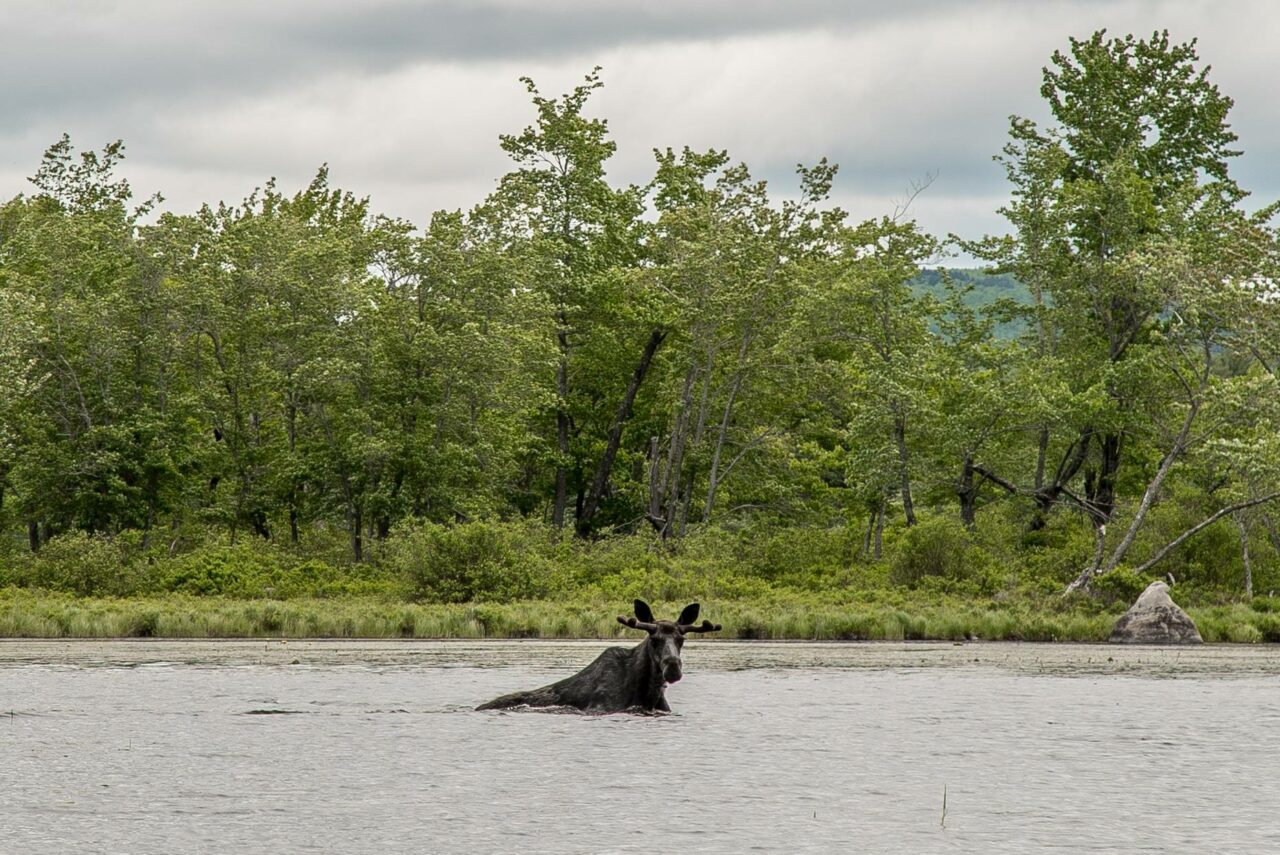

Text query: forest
(1, 31), (1278, 639)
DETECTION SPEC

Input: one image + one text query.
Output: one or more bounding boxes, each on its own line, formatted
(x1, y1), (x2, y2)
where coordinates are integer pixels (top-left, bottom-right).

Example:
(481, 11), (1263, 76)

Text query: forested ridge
(2, 31), (1279, 633)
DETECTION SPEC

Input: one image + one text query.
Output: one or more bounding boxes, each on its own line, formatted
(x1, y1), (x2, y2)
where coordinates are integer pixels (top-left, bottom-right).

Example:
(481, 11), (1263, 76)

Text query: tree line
(1, 31), (1278, 595)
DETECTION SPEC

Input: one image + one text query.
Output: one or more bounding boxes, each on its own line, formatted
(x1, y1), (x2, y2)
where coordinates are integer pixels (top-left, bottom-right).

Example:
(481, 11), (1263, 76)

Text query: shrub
(889, 514), (975, 587)
(152, 543), (393, 598)
(157, 544), (280, 597)
(1090, 566), (1153, 607)
(25, 532), (138, 596)
(389, 521), (549, 603)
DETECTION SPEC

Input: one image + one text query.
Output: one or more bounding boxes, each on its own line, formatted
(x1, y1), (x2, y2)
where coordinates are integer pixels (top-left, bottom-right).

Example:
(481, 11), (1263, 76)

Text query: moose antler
(678, 619), (722, 634)
(617, 615), (659, 632)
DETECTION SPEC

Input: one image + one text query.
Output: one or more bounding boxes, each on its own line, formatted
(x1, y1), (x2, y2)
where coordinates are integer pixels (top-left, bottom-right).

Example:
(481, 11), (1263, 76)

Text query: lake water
(2, 639), (1278, 854)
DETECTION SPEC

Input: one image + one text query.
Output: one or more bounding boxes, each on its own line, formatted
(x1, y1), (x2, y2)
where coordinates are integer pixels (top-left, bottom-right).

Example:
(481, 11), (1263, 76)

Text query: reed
(0, 589), (1275, 642)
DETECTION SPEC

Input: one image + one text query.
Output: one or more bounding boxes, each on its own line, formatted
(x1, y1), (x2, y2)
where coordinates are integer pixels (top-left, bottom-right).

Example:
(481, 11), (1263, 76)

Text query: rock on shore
(1109, 581), (1203, 644)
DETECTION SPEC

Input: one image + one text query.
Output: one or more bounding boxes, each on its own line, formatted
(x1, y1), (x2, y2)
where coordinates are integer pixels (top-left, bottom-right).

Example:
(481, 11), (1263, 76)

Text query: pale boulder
(1109, 581), (1203, 644)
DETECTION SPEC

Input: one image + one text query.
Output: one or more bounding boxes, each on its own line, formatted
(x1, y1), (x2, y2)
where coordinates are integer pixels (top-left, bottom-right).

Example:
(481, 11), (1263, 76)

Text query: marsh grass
(0, 588), (1275, 642)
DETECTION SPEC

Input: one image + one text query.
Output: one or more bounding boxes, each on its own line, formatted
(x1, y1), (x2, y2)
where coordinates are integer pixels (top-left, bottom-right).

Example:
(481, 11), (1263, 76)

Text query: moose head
(617, 599), (721, 685)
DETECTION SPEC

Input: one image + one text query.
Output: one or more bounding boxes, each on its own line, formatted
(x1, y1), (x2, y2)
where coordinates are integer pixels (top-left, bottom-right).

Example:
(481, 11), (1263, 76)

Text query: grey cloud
(0, 0), (1105, 127)
(1, 0), (1275, 243)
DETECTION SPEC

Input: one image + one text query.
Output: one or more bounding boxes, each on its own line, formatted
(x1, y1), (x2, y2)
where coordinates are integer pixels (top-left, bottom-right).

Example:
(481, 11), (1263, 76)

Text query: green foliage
(889, 515), (978, 587)
(1088, 566), (1153, 607)
(21, 532), (137, 597)
(156, 546), (388, 599)
(388, 521), (551, 603)
(1, 34), (1278, 614)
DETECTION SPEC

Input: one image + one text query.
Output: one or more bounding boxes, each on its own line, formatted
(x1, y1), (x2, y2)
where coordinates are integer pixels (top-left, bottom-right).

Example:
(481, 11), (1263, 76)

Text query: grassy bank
(2, 589), (1277, 643)
(1, 514), (1276, 642)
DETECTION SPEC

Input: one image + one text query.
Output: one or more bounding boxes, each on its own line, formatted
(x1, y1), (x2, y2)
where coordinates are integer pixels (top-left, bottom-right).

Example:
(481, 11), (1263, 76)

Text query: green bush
(153, 544), (393, 598)
(24, 532), (140, 596)
(389, 520), (550, 603)
(889, 514), (975, 587)
(1090, 566), (1153, 606)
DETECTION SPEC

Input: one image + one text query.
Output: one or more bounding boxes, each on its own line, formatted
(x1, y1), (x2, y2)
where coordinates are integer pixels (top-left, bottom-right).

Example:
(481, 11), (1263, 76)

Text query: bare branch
(891, 172), (937, 223)
(1134, 492), (1280, 575)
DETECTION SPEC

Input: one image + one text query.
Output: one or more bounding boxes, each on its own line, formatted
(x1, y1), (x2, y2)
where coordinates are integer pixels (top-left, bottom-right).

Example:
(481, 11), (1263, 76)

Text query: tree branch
(1133, 492), (1280, 575)
(972, 465), (1020, 495)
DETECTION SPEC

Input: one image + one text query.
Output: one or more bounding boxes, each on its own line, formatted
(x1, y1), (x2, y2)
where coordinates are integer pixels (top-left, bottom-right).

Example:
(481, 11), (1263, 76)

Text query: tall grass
(0, 589), (1143, 641)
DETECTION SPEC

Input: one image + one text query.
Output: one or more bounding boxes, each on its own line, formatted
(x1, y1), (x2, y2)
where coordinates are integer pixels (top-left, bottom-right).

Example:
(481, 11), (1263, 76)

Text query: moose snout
(662, 658), (683, 684)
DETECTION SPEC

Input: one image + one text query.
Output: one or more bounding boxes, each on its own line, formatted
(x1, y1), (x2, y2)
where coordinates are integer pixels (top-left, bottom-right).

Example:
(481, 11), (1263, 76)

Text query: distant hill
(910, 268), (1033, 340)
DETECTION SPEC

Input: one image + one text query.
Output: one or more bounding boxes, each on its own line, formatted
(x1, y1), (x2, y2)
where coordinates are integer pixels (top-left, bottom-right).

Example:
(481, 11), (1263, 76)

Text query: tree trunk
(956, 457), (978, 530)
(286, 398), (301, 544)
(1086, 431), (1122, 528)
(350, 505), (364, 564)
(646, 435), (666, 535)
(577, 329), (666, 537)
(1030, 430), (1091, 531)
(1033, 426), (1049, 491)
(862, 504), (875, 557)
(1065, 523), (1110, 594)
(1236, 512), (1253, 599)
(1263, 513), (1280, 557)
(704, 322), (753, 522)
(873, 497), (885, 560)
(1098, 401), (1200, 574)
(141, 487), (157, 551)
(552, 320), (571, 530)
(893, 408), (916, 526)
(662, 366), (699, 540)
(28, 520), (39, 553)
(550, 358), (570, 529)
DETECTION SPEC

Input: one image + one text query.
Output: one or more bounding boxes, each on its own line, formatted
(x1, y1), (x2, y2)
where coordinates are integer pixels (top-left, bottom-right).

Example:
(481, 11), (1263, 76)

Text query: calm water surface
(2, 640), (1278, 854)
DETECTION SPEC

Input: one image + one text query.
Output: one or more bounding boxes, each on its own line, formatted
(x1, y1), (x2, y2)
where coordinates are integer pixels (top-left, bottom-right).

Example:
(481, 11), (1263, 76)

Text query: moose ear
(677, 603), (700, 625)
(634, 599), (655, 624)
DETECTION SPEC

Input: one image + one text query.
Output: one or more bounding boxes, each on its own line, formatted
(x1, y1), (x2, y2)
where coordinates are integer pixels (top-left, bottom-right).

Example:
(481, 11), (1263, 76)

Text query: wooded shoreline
(2, 31), (1278, 608)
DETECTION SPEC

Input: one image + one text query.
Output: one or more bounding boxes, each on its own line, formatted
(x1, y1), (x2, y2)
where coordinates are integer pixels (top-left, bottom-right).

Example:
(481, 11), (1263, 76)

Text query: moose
(476, 600), (721, 713)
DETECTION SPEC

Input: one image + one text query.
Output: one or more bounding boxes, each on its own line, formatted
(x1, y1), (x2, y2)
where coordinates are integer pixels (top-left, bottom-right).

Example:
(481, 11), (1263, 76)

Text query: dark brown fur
(476, 600), (720, 713)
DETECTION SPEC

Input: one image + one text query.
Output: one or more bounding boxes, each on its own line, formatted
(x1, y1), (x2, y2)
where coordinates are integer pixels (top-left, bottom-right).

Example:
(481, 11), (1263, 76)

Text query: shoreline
(1, 591), (1277, 643)
(3, 637), (1278, 678)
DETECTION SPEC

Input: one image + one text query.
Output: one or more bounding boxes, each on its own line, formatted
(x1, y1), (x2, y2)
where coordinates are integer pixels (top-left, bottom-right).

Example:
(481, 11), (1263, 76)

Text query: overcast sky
(2, 0), (1276, 248)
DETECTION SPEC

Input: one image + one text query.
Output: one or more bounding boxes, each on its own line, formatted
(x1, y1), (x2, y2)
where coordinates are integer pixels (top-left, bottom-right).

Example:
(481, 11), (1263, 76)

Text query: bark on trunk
(1263, 513), (1280, 556)
(577, 329), (666, 537)
(1033, 426), (1050, 491)
(956, 457), (978, 530)
(893, 409), (916, 526)
(1098, 401), (1200, 575)
(863, 505), (875, 557)
(646, 435), (666, 534)
(657, 361), (700, 539)
(1029, 430), (1092, 531)
(704, 322), (753, 522)
(552, 342), (570, 530)
(1237, 512), (1253, 599)
(1086, 432), (1122, 528)
(873, 498), (885, 560)
(350, 505), (364, 564)
(1065, 523), (1110, 594)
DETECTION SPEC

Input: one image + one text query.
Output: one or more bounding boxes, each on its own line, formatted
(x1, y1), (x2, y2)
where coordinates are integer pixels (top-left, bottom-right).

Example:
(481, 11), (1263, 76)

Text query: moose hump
(476, 599), (721, 713)
(1109, 581), (1203, 644)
